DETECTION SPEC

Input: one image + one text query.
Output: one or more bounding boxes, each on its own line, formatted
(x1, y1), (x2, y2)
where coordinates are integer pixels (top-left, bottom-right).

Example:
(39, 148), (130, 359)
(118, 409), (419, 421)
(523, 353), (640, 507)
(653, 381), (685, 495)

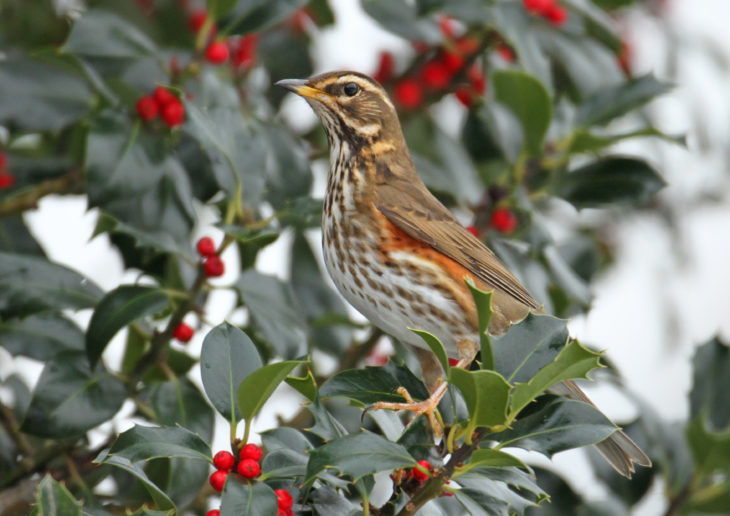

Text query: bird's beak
(275, 78), (330, 101)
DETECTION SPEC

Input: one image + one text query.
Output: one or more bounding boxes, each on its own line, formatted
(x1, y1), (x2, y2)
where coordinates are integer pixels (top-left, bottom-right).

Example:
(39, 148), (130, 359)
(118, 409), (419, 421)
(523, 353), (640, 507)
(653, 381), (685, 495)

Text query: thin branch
(0, 168), (83, 217)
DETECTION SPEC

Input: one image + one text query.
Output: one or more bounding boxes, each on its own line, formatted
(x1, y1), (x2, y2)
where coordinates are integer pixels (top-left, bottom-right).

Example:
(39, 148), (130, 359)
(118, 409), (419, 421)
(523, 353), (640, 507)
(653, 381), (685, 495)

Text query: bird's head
(276, 71), (403, 145)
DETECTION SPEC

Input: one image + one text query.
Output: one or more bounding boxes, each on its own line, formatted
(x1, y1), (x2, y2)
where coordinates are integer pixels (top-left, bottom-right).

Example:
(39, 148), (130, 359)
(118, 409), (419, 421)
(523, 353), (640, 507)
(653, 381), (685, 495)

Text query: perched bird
(277, 71), (651, 477)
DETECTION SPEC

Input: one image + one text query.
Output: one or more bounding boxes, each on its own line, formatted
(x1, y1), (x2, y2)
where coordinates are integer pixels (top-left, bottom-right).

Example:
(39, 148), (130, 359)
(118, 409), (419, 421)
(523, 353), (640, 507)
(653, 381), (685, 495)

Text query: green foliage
(1, 0), (714, 515)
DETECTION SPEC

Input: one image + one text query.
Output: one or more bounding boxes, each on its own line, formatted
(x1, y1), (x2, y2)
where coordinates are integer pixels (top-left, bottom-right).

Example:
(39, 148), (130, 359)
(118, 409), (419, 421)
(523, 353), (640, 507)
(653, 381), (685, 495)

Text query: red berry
(454, 85), (473, 108)
(410, 460), (432, 482)
(523, 0), (554, 15)
(206, 510), (220, 516)
(237, 458), (261, 478)
(172, 322), (194, 343)
(161, 99), (185, 127)
(491, 208), (518, 233)
(189, 10), (209, 33)
(153, 86), (177, 107)
(441, 51), (464, 73)
(421, 60), (451, 90)
(448, 358), (459, 367)
(497, 44), (516, 62)
(209, 470), (228, 492)
(0, 152), (7, 171)
(136, 95), (159, 121)
(277, 510), (293, 516)
(240, 443), (263, 462)
(545, 5), (568, 26)
(197, 237), (217, 258)
(394, 79), (424, 110)
(232, 35), (258, 69)
(213, 450), (235, 471)
(275, 489), (293, 510)
(0, 172), (15, 189)
(205, 41), (229, 64)
(204, 255), (225, 277)
(373, 51), (395, 84)
(466, 226), (479, 238)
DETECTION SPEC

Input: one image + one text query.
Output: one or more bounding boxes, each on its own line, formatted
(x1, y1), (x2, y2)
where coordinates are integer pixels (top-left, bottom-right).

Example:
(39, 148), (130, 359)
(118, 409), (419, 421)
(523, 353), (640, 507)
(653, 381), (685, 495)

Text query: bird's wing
(374, 175), (540, 311)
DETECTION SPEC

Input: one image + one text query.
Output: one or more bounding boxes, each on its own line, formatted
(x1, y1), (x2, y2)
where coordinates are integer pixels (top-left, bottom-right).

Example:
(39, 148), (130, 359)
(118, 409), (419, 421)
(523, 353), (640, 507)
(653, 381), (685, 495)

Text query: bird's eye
(343, 82), (359, 97)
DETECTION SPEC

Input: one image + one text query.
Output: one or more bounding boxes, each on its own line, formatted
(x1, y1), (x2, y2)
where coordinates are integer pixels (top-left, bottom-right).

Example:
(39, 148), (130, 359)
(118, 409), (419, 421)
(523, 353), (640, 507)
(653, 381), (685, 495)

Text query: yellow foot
(371, 383), (449, 439)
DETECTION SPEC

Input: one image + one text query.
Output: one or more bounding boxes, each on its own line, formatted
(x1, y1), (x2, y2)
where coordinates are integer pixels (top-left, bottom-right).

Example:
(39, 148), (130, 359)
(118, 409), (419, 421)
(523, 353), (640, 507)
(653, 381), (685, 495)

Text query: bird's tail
(549, 380), (651, 478)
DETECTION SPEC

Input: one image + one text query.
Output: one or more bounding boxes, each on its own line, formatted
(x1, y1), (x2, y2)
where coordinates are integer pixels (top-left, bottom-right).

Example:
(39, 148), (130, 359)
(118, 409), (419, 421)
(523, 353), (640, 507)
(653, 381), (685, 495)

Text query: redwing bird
(277, 71), (651, 477)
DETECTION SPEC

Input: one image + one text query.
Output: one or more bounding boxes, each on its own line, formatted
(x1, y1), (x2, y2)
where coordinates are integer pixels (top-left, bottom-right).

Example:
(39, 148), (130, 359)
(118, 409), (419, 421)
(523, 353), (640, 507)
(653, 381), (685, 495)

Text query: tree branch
(0, 168), (83, 217)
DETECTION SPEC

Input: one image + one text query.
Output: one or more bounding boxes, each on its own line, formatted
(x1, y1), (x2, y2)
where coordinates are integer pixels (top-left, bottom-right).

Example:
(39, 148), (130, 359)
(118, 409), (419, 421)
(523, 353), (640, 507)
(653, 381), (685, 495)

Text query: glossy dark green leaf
(510, 340), (602, 415)
(0, 252), (102, 319)
(109, 425), (211, 463)
(30, 475), (82, 516)
(556, 157), (665, 209)
(448, 368), (511, 428)
(689, 337), (730, 431)
(490, 397), (616, 457)
(362, 0), (441, 43)
(200, 323), (263, 422)
(0, 58), (91, 132)
(320, 362), (430, 405)
(306, 430), (416, 483)
(306, 397), (348, 440)
(220, 480), (279, 516)
(86, 285), (169, 367)
(237, 360), (303, 420)
(261, 448), (307, 479)
(97, 452), (175, 511)
(209, 0), (239, 18)
(0, 313), (84, 360)
(235, 270), (307, 358)
(686, 415), (730, 474)
(311, 485), (361, 516)
(576, 74), (672, 127)
(261, 122), (312, 208)
(262, 426), (313, 453)
(62, 9), (156, 58)
(493, 314), (570, 384)
(493, 69), (552, 156)
(21, 351), (126, 438)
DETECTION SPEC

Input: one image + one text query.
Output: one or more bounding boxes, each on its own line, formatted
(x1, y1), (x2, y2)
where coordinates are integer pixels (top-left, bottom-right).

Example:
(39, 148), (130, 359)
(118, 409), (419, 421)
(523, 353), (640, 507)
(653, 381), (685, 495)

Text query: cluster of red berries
(188, 10), (259, 70)
(136, 86), (185, 127)
(197, 236), (225, 278)
(0, 152), (14, 189)
(374, 17), (486, 111)
(209, 443), (263, 493)
(523, 0), (568, 26)
(408, 459), (433, 482)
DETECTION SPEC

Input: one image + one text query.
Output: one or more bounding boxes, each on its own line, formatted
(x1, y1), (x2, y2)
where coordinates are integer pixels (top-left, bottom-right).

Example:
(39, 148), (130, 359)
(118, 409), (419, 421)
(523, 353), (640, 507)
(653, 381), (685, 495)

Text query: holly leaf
(200, 323), (263, 422)
(30, 475), (82, 516)
(108, 425), (211, 463)
(220, 479), (279, 516)
(306, 430), (417, 483)
(0, 252), (102, 319)
(85, 285), (169, 368)
(62, 9), (157, 58)
(448, 368), (511, 428)
(491, 396), (617, 457)
(96, 452), (175, 511)
(237, 360), (304, 421)
(21, 351), (126, 438)
(0, 313), (84, 360)
(320, 362), (429, 405)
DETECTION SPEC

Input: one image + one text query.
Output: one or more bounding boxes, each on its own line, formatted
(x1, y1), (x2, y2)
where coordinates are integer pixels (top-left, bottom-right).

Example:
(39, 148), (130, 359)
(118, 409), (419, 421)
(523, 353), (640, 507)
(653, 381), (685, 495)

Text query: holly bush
(1, 1), (728, 515)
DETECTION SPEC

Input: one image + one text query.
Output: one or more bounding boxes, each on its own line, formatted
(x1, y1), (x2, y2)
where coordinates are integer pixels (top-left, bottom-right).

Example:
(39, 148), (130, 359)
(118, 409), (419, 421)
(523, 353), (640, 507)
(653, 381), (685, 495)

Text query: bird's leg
(370, 341), (478, 439)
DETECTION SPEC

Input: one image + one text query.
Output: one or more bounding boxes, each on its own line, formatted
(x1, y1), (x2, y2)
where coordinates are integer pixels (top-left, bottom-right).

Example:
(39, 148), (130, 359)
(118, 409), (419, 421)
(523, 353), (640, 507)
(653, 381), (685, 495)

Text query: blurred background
(2, 0), (730, 515)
